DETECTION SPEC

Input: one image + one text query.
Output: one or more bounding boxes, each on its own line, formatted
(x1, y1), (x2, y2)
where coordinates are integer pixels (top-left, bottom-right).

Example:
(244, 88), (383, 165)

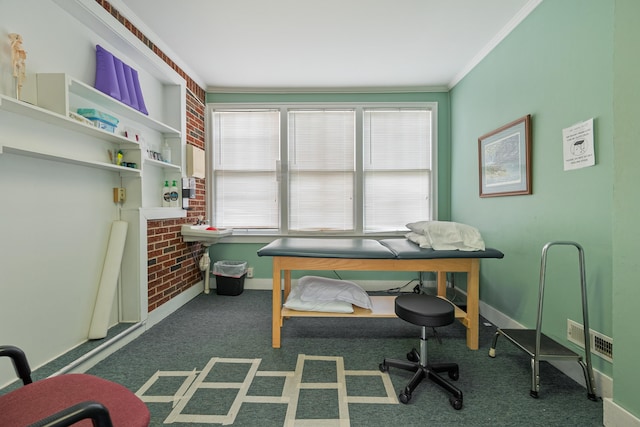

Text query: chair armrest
(28, 401), (113, 427)
(0, 345), (33, 385)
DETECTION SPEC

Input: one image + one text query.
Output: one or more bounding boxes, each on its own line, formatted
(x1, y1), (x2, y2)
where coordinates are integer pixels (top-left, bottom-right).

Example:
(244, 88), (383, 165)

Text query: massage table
(257, 238), (504, 350)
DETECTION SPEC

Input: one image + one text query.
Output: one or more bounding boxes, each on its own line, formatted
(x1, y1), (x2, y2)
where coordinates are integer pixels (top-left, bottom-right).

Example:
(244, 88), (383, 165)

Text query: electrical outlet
(113, 187), (126, 203)
(247, 267), (254, 278)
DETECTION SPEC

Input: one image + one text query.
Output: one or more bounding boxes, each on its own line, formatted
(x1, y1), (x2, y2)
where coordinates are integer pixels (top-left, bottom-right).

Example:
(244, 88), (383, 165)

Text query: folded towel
(406, 221), (485, 251)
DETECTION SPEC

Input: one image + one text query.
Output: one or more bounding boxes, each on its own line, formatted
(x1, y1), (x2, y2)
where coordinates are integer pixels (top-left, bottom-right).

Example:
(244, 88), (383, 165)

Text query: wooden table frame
(270, 255), (480, 350)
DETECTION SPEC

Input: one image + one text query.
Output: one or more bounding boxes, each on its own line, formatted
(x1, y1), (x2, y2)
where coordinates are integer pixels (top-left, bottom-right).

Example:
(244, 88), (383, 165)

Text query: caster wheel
(449, 396), (463, 410)
(407, 349), (419, 363)
(448, 369), (459, 381)
(399, 392), (411, 404)
(488, 348), (496, 358)
(379, 363), (388, 373)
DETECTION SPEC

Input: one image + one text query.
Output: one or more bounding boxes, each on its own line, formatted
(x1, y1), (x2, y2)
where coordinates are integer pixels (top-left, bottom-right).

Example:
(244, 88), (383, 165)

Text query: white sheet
(406, 221), (485, 251)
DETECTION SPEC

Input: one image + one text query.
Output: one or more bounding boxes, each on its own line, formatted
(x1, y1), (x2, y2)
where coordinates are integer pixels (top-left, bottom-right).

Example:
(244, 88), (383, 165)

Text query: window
(288, 109), (355, 231)
(208, 103), (435, 235)
(210, 109), (280, 228)
(363, 108), (432, 232)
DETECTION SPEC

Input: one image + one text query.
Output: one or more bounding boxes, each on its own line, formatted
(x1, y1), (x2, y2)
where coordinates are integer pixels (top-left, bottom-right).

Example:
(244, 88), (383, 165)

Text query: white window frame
(206, 102), (438, 239)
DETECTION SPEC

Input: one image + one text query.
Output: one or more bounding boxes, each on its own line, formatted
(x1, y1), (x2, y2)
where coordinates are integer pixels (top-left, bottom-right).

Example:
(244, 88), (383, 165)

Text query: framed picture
(478, 114), (532, 197)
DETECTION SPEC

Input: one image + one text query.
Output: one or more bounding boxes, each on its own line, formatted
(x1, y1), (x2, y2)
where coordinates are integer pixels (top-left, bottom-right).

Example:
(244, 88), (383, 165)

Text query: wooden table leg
(272, 259), (282, 348)
(438, 266), (479, 350)
(466, 259), (480, 350)
(283, 270), (291, 300)
(437, 271), (447, 297)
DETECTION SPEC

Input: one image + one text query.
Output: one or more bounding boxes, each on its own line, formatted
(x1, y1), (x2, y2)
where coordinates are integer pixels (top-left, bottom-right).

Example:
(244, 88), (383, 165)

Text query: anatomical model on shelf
(9, 33), (27, 100)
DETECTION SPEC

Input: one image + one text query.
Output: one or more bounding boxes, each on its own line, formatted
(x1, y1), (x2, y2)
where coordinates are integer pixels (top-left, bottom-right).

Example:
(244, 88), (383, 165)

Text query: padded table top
(257, 238), (504, 259)
(257, 238), (395, 259)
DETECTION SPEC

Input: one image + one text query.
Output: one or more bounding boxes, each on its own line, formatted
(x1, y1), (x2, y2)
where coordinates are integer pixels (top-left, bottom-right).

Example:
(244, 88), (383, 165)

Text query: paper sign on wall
(562, 118), (595, 171)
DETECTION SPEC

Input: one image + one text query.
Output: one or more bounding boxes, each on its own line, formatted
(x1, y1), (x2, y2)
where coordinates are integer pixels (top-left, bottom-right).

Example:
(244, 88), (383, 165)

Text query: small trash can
(213, 260), (248, 296)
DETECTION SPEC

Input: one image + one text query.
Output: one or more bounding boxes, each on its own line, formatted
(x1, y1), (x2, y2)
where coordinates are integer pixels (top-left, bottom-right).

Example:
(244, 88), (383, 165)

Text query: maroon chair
(0, 345), (149, 427)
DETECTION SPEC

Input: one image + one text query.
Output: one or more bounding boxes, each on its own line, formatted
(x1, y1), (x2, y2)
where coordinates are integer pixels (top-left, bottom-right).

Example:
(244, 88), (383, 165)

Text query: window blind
(288, 109), (356, 231)
(212, 110), (280, 228)
(208, 103), (436, 234)
(363, 108), (432, 231)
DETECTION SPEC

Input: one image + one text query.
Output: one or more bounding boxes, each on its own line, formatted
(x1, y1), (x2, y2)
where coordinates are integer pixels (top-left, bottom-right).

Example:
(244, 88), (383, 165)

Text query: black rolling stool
(379, 294), (463, 410)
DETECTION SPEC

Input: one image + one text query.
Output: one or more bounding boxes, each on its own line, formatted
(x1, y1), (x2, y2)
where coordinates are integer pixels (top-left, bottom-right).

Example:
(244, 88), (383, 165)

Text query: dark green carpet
(85, 290), (603, 426)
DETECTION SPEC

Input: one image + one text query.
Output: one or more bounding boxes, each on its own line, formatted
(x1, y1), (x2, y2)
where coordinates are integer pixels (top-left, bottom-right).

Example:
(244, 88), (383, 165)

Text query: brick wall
(97, 0), (208, 312)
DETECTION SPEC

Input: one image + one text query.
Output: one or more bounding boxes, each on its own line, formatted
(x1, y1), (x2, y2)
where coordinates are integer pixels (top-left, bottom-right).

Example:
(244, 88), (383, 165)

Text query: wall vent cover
(567, 319), (613, 362)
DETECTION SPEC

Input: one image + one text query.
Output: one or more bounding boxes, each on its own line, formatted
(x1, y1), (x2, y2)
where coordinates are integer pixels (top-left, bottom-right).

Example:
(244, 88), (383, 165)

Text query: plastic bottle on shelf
(170, 180), (179, 207)
(162, 181), (171, 207)
(162, 142), (171, 163)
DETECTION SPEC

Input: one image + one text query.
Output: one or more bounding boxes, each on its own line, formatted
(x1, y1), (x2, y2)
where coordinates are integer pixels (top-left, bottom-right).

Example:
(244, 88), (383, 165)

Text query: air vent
(567, 319), (613, 362)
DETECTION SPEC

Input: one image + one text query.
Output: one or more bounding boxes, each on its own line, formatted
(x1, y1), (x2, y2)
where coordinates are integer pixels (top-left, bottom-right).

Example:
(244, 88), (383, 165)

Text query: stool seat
(395, 294), (455, 327)
(380, 293), (463, 410)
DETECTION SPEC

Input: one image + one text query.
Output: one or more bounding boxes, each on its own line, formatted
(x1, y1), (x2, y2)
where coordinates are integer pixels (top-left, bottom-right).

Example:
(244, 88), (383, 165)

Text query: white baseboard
(146, 280), (204, 328)
(57, 281), (204, 375)
(604, 398), (640, 427)
(54, 321), (146, 375)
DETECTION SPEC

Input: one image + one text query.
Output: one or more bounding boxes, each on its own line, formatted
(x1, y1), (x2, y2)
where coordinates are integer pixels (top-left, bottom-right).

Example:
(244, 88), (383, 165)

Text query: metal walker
(489, 241), (597, 400)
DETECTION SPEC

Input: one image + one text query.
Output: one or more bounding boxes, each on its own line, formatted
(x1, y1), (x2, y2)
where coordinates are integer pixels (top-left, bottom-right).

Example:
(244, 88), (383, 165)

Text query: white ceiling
(115, 0), (539, 92)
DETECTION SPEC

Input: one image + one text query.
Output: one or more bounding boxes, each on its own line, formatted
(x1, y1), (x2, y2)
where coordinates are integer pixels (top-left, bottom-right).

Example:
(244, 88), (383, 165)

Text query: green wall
(612, 0), (640, 417)
(450, 0), (613, 377)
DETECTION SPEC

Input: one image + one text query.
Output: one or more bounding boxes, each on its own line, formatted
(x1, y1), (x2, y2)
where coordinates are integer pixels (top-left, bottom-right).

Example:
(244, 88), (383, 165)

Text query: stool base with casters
(379, 294), (463, 410)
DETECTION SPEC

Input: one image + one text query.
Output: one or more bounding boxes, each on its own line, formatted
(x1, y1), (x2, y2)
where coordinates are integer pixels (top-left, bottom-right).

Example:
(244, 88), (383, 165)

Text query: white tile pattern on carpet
(135, 354), (398, 425)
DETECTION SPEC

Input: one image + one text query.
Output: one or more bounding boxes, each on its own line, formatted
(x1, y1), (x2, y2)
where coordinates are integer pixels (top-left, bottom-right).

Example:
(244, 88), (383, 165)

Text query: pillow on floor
(284, 283), (354, 313)
(298, 276), (373, 310)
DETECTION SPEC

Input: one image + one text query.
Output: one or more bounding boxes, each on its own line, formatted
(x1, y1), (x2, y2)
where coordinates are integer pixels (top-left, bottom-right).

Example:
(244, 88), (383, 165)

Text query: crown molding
(449, 0), (543, 89)
(206, 85), (450, 94)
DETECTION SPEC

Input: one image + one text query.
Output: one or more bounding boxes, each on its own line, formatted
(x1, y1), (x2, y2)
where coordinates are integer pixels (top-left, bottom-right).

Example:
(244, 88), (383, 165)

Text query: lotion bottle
(162, 180), (171, 207)
(170, 180), (179, 207)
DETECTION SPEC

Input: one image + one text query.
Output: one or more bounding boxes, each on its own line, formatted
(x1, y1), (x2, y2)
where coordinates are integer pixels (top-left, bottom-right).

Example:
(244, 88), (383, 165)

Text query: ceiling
(116, 0), (539, 92)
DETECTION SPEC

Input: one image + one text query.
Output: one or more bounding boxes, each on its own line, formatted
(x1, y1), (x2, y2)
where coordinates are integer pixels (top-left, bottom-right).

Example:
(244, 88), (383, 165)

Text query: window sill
(219, 231), (407, 244)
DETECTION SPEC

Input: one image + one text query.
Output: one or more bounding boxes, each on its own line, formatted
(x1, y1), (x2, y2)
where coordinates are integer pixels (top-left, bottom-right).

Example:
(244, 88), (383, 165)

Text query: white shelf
(0, 95), (140, 149)
(2, 73), (186, 212)
(69, 79), (181, 136)
(141, 207), (187, 220)
(0, 145), (142, 176)
(144, 157), (182, 172)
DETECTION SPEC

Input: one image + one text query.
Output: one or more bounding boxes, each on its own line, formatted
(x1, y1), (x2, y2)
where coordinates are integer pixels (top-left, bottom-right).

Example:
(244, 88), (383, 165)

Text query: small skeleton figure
(9, 33), (27, 99)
